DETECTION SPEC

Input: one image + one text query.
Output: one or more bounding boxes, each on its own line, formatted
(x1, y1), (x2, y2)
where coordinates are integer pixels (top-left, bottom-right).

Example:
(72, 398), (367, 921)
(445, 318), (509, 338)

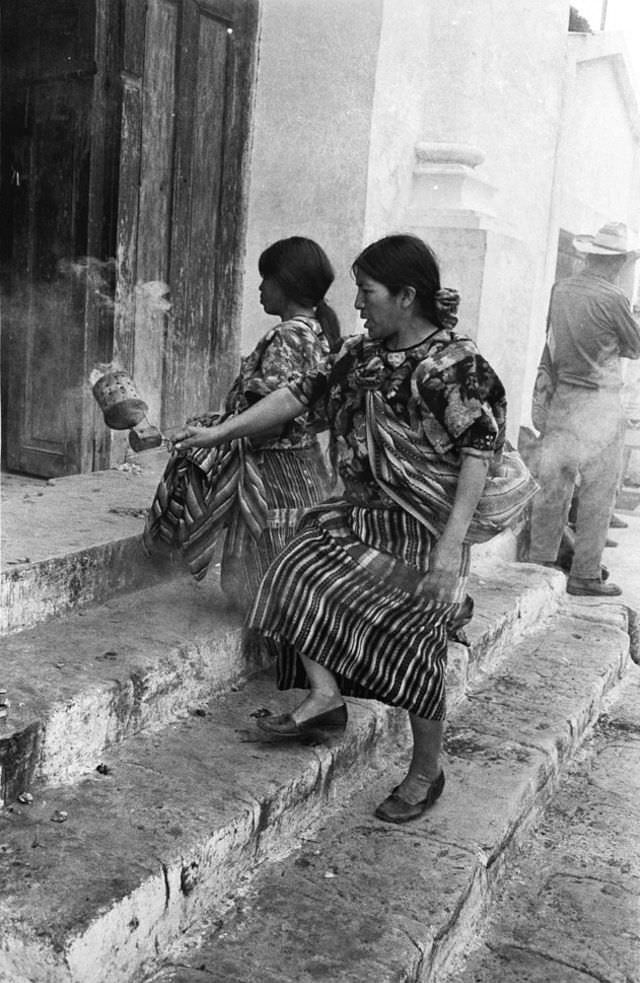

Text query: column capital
(407, 140), (496, 228)
(414, 142), (485, 171)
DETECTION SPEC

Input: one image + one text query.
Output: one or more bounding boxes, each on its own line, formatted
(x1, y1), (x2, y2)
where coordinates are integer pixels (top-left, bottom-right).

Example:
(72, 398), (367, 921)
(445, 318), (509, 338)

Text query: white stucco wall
(238, 2), (640, 439)
(560, 36), (640, 234)
(239, 0), (383, 351)
(362, 0), (431, 248)
(404, 0), (569, 439)
(521, 32), (640, 428)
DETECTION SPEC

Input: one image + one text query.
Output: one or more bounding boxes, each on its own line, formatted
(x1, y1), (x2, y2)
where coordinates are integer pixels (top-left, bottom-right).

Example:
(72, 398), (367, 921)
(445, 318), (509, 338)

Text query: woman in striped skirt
(144, 237), (340, 612)
(173, 234), (508, 824)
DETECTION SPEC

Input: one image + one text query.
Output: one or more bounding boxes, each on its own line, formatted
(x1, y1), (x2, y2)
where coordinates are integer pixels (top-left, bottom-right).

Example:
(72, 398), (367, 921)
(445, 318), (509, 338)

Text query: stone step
(0, 454), (520, 637)
(0, 563), (562, 808)
(448, 661), (640, 983)
(1, 452), (174, 636)
(0, 676), (407, 983)
(131, 601), (631, 983)
(0, 595), (630, 983)
(0, 577), (245, 804)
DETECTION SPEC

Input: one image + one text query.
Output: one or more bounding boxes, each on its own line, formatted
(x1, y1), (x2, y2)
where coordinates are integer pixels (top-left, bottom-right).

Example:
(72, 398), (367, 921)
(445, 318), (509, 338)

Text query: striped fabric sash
(144, 433), (268, 580)
(365, 390), (538, 544)
(184, 434), (268, 540)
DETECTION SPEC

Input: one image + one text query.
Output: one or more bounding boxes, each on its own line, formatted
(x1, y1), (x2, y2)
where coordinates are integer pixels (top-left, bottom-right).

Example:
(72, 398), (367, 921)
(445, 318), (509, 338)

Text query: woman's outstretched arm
(172, 387), (306, 450)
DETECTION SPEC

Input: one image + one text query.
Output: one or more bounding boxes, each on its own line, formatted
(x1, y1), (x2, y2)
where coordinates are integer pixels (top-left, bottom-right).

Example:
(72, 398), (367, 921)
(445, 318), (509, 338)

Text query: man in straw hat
(528, 221), (640, 596)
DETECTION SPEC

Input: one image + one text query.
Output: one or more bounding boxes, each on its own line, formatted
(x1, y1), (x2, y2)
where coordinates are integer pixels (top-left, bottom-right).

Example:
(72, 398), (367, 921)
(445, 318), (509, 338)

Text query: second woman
(144, 236), (340, 612)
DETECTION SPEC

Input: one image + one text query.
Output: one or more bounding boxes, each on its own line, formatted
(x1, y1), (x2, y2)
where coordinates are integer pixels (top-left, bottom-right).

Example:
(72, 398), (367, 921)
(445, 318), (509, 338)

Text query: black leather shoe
(256, 704), (347, 739)
(566, 577), (622, 597)
(375, 770), (445, 824)
(609, 514), (628, 529)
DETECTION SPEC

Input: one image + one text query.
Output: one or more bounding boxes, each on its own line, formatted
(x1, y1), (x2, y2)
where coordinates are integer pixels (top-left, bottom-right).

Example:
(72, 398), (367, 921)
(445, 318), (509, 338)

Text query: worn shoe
(375, 770), (445, 824)
(566, 577), (622, 597)
(609, 514), (628, 529)
(256, 704), (347, 739)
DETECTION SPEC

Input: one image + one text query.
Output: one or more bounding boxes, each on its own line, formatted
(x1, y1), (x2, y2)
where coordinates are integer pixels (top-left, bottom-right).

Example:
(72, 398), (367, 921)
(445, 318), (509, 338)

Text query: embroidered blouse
(224, 315), (330, 449)
(288, 331), (506, 497)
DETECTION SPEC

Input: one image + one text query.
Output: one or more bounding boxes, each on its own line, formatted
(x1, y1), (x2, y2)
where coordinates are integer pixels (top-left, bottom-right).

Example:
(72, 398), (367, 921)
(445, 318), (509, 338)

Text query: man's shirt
(548, 272), (640, 390)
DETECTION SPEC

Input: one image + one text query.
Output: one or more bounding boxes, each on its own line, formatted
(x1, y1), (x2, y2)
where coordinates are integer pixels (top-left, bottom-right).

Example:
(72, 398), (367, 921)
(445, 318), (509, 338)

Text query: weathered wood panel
(133, 0), (178, 426)
(162, 0), (259, 427)
(1, 0), (123, 476)
(2, 0), (258, 474)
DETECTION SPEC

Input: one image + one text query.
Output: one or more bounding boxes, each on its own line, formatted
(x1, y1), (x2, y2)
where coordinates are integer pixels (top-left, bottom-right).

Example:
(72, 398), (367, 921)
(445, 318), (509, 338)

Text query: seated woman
(144, 236), (340, 611)
(172, 234), (513, 824)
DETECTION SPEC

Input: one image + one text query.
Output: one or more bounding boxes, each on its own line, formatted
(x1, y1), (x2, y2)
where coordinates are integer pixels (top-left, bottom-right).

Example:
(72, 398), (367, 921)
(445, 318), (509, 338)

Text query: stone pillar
(406, 139), (532, 441)
(405, 146), (531, 444)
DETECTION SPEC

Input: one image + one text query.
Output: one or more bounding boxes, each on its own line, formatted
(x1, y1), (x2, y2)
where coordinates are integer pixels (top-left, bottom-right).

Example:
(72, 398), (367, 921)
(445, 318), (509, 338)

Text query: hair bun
(435, 288), (460, 328)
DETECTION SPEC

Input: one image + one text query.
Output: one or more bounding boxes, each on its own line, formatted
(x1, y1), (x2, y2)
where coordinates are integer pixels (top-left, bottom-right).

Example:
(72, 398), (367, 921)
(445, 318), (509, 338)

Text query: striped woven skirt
(143, 440), (332, 611)
(248, 502), (471, 719)
(221, 443), (332, 608)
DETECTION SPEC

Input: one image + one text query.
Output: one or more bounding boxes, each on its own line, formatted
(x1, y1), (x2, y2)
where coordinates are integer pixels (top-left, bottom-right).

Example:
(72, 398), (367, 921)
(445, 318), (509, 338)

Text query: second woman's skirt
(221, 443), (332, 607)
(248, 501), (471, 720)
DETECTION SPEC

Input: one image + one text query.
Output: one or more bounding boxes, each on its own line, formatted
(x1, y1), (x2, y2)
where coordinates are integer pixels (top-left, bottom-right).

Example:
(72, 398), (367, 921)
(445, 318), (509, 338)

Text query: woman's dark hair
(353, 234), (446, 328)
(259, 236), (341, 351)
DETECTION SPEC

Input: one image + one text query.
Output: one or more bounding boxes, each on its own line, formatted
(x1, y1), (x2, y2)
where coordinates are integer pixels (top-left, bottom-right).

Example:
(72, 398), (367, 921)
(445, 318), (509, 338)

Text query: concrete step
(131, 602), (632, 983)
(448, 662), (640, 983)
(0, 594), (630, 983)
(0, 676), (407, 983)
(1, 452), (175, 635)
(0, 577), (245, 803)
(0, 456), (520, 637)
(0, 563), (562, 808)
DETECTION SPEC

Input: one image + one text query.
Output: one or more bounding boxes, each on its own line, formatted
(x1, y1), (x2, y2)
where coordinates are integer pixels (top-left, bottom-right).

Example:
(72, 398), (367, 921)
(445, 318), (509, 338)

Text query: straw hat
(573, 221), (640, 257)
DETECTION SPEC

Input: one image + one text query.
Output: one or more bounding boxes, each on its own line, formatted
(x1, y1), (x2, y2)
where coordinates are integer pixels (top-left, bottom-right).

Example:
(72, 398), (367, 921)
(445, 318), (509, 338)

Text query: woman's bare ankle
(291, 693), (343, 723)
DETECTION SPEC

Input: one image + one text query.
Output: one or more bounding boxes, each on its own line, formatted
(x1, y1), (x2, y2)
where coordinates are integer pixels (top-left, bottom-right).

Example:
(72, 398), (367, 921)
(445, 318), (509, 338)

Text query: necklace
(384, 326), (440, 353)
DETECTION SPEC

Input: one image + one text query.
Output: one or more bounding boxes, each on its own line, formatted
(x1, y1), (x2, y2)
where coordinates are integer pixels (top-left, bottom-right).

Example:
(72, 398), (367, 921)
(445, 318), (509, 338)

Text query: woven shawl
(144, 435), (268, 580)
(365, 390), (537, 544)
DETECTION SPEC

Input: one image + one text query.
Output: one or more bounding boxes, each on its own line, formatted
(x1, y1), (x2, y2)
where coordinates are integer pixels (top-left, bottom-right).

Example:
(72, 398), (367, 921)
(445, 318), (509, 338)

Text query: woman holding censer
(173, 234), (534, 823)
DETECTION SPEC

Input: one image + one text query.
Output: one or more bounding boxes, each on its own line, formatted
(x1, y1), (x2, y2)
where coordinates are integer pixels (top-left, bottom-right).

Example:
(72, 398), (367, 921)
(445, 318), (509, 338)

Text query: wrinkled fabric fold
(143, 432), (268, 581)
(365, 390), (538, 543)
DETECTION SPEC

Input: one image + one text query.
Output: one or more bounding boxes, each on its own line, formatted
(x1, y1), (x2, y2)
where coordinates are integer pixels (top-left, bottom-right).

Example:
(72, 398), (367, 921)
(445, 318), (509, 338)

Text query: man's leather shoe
(609, 514), (628, 529)
(566, 577), (622, 597)
(375, 770), (445, 824)
(256, 704), (347, 739)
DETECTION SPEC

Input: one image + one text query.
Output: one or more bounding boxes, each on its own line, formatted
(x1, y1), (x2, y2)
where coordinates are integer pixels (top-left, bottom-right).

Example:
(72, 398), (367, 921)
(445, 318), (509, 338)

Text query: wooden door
(1, 0), (257, 476)
(114, 0), (258, 438)
(0, 0), (121, 477)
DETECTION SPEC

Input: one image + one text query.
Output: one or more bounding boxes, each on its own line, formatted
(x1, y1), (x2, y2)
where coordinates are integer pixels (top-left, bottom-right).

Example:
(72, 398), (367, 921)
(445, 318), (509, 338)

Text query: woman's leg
(290, 653), (344, 723)
(256, 651), (345, 737)
(395, 714), (444, 804)
(375, 712), (445, 822)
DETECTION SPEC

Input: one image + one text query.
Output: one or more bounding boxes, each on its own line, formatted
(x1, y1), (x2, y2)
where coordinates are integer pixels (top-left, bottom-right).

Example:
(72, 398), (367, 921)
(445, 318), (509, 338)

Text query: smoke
(57, 256), (117, 313)
(134, 280), (172, 316)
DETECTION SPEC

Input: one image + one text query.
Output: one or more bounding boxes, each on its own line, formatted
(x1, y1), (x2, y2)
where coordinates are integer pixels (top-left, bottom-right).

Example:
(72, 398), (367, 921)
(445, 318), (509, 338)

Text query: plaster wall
(521, 35), (640, 428)
(239, 0), (383, 352)
(560, 56), (639, 232)
(408, 0), (568, 438)
(362, 0), (431, 250)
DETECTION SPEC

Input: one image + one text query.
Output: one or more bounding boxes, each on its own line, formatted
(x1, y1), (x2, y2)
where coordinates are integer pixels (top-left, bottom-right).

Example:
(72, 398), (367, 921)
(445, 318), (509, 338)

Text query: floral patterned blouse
(224, 316), (330, 449)
(288, 330), (506, 496)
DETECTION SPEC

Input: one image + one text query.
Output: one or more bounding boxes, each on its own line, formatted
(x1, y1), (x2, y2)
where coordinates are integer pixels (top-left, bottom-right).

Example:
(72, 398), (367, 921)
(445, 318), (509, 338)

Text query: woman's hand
(416, 538), (462, 604)
(171, 425), (226, 452)
(416, 452), (489, 602)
